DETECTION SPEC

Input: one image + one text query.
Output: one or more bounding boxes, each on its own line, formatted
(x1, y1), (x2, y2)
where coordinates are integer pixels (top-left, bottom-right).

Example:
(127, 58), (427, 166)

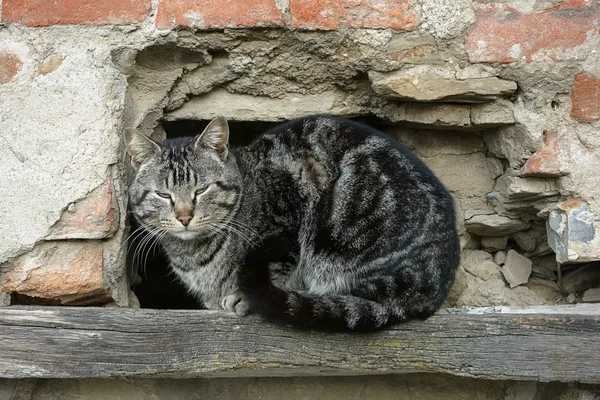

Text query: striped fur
(127, 116), (460, 331)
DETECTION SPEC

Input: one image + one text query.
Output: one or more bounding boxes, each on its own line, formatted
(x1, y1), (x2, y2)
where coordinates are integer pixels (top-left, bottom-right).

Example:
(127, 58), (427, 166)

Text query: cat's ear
(194, 117), (229, 158)
(125, 128), (161, 167)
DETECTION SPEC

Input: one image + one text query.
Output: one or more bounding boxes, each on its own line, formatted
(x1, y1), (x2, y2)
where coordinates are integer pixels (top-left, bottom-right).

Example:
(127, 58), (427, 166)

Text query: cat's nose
(176, 215), (193, 226)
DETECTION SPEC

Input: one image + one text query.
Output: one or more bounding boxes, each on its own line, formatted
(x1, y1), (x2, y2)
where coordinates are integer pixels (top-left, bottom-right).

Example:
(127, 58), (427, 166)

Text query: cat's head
(126, 117), (242, 240)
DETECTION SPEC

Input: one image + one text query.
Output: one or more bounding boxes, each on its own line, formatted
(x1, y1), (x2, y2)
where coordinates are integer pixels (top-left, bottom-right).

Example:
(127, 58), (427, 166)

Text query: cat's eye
(156, 191), (172, 199)
(194, 186), (209, 196)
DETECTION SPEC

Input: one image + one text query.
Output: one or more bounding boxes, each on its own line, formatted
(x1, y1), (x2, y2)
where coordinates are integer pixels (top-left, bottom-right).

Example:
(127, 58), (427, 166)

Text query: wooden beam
(0, 305), (599, 382)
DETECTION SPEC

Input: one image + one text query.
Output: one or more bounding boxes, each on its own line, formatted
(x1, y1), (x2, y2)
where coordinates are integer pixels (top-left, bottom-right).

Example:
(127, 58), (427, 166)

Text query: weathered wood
(0, 305), (599, 382)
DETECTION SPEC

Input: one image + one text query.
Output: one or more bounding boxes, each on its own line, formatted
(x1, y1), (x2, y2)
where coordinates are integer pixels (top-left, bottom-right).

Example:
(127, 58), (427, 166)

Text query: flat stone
(465, 214), (530, 236)
(165, 88), (368, 122)
(502, 250), (533, 288)
(481, 236), (508, 252)
(496, 174), (558, 200)
(582, 288), (600, 303)
(547, 199), (600, 264)
(470, 99), (516, 128)
(370, 70), (516, 103)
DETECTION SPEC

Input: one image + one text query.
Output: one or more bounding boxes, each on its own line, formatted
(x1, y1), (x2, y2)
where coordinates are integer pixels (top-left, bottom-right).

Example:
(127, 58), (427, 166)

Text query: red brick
(47, 173), (119, 240)
(156, 0), (284, 29)
(571, 73), (600, 122)
(466, 1), (599, 63)
(0, 51), (22, 84)
(522, 128), (568, 177)
(3, 0), (151, 26)
(290, 0), (417, 30)
(2, 242), (111, 305)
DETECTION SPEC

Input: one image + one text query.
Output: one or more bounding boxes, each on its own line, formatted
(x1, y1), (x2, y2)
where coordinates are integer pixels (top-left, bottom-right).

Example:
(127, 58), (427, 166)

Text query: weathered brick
(522, 128), (569, 177)
(290, 0), (417, 30)
(47, 174), (119, 240)
(571, 73), (600, 122)
(3, 0), (151, 26)
(466, 1), (599, 63)
(156, 0), (284, 29)
(0, 51), (22, 84)
(2, 241), (111, 305)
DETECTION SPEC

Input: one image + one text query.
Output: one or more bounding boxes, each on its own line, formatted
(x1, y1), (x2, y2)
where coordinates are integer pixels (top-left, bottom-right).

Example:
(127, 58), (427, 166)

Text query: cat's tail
(238, 238), (410, 332)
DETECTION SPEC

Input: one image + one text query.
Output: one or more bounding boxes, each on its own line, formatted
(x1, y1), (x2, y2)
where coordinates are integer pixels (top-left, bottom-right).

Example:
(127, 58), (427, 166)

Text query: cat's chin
(168, 230), (203, 240)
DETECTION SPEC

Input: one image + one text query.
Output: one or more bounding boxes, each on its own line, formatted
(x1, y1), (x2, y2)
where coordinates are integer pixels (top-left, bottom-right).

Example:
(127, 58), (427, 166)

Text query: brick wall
(1, 0), (599, 308)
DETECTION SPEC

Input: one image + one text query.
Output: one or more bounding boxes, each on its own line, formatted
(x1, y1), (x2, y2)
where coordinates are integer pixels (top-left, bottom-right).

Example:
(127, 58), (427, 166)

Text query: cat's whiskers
(216, 219), (261, 248)
(142, 227), (168, 278)
(131, 225), (165, 278)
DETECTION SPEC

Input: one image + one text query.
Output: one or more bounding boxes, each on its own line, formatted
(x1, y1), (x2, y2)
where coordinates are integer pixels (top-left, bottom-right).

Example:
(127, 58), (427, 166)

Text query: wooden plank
(0, 305), (599, 382)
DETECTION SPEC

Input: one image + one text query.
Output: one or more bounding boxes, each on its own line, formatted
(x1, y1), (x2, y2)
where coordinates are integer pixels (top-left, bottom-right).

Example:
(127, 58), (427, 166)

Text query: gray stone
(494, 251), (507, 266)
(526, 278), (562, 304)
(456, 275), (545, 307)
(531, 255), (557, 280)
(470, 99), (516, 128)
(465, 214), (530, 236)
(377, 101), (472, 128)
(460, 233), (481, 250)
(547, 199), (600, 264)
(481, 236), (509, 252)
(467, 260), (504, 282)
(512, 224), (552, 257)
(566, 293), (578, 303)
(461, 249), (493, 266)
(502, 250), (533, 288)
(166, 88), (368, 122)
(461, 250), (504, 282)
(582, 288), (600, 303)
(486, 155), (505, 180)
(445, 265), (468, 306)
(495, 174), (558, 200)
(370, 70), (517, 103)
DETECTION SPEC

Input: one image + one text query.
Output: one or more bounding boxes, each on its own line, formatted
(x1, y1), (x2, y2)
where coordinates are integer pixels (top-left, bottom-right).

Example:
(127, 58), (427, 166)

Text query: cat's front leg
(221, 291), (251, 317)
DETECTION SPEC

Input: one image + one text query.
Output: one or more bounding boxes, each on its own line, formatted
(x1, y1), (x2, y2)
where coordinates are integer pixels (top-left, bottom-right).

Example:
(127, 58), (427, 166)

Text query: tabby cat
(126, 116), (460, 331)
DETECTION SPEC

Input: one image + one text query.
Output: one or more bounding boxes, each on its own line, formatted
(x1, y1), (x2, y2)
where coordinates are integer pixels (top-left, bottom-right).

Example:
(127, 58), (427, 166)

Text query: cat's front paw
(221, 291), (250, 317)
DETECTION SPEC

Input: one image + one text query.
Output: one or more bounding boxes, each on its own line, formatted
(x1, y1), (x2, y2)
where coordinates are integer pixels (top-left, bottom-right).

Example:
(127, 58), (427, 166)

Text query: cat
(126, 115), (460, 331)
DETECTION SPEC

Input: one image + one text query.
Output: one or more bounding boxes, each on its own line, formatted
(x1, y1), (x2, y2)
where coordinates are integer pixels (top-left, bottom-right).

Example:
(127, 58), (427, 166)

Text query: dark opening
(130, 115), (391, 309)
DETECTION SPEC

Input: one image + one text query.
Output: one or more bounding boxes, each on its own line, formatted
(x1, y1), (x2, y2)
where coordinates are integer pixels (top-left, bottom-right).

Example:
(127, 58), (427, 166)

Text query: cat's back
(240, 115), (442, 189)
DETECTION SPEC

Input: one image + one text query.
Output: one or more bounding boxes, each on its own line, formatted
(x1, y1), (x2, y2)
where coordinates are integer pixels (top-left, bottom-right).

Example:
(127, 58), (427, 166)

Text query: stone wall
(1, 1), (599, 310)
